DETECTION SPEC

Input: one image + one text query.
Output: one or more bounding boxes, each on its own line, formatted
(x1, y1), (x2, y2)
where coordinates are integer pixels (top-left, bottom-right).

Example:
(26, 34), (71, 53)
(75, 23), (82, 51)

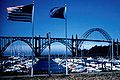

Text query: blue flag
(50, 7), (66, 19)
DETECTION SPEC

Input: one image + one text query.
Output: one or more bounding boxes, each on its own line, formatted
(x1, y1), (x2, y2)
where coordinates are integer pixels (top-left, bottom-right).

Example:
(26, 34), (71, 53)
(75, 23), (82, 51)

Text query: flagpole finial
(64, 4), (67, 7)
(32, 0), (34, 4)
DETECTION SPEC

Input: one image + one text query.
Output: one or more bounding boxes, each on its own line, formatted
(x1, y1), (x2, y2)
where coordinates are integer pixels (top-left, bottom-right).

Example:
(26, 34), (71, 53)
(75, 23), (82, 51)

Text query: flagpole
(112, 39), (114, 60)
(48, 32), (51, 76)
(111, 39), (114, 71)
(31, 0), (35, 77)
(64, 4), (68, 75)
(49, 4), (68, 75)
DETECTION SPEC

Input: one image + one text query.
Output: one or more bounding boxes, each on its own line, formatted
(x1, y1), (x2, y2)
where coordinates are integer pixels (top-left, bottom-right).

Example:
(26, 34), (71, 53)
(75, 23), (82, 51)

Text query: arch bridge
(0, 28), (118, 57)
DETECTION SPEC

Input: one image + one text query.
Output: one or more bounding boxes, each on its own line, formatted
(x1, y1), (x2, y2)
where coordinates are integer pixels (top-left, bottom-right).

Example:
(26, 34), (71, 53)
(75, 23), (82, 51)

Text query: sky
(1, 0), (120, 39)
(1, 0), (120, 55)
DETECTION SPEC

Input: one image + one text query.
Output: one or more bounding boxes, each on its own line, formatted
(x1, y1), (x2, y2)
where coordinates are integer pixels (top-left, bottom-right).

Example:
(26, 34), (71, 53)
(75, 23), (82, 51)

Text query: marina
(1, 56), (120, 75)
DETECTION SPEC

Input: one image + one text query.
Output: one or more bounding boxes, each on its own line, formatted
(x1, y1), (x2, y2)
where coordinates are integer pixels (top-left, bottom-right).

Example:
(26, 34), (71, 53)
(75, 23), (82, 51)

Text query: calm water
(33, 59), (66, 74)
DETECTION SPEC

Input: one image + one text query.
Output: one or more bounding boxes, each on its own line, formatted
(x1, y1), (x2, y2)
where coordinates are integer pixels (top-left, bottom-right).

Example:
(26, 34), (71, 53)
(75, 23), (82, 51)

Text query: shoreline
(0, 71), (120, 80)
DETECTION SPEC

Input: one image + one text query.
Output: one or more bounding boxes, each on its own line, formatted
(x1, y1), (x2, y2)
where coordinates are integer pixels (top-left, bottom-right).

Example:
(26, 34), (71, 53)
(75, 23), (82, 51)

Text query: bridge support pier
(71, 35), (75, 57)
(39, 35), (41, 57)
(35, 36), (41, 57)
(75, 34), (78, 57)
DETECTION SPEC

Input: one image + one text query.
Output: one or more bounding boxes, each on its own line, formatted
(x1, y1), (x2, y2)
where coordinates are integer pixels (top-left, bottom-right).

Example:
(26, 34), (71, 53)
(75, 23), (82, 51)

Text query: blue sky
(1, 0), (120, 55)
(1, 0), (120, 39)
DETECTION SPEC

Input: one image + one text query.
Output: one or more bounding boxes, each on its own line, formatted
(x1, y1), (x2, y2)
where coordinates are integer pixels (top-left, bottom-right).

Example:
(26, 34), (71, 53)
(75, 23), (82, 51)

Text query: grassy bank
(0, 72), (120, 80)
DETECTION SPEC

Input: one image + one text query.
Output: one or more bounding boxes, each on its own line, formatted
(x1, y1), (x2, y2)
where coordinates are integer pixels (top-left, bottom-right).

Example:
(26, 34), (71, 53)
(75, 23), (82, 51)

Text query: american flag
(7, 4), (33, 22)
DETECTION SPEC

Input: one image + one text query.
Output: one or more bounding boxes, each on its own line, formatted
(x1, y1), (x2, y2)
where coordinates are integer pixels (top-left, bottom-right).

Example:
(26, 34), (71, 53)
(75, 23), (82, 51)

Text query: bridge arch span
(51, 41), (72, 54)
(41, 39), (73, 55)
(1, 39), (35, 55)
(41, 42), (72, 55)
(79, 28), (112, 48)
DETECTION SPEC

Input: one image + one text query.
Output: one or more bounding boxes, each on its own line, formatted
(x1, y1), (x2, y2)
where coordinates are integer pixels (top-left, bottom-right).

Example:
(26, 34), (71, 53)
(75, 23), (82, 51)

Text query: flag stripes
(7, 4), (33, 22)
